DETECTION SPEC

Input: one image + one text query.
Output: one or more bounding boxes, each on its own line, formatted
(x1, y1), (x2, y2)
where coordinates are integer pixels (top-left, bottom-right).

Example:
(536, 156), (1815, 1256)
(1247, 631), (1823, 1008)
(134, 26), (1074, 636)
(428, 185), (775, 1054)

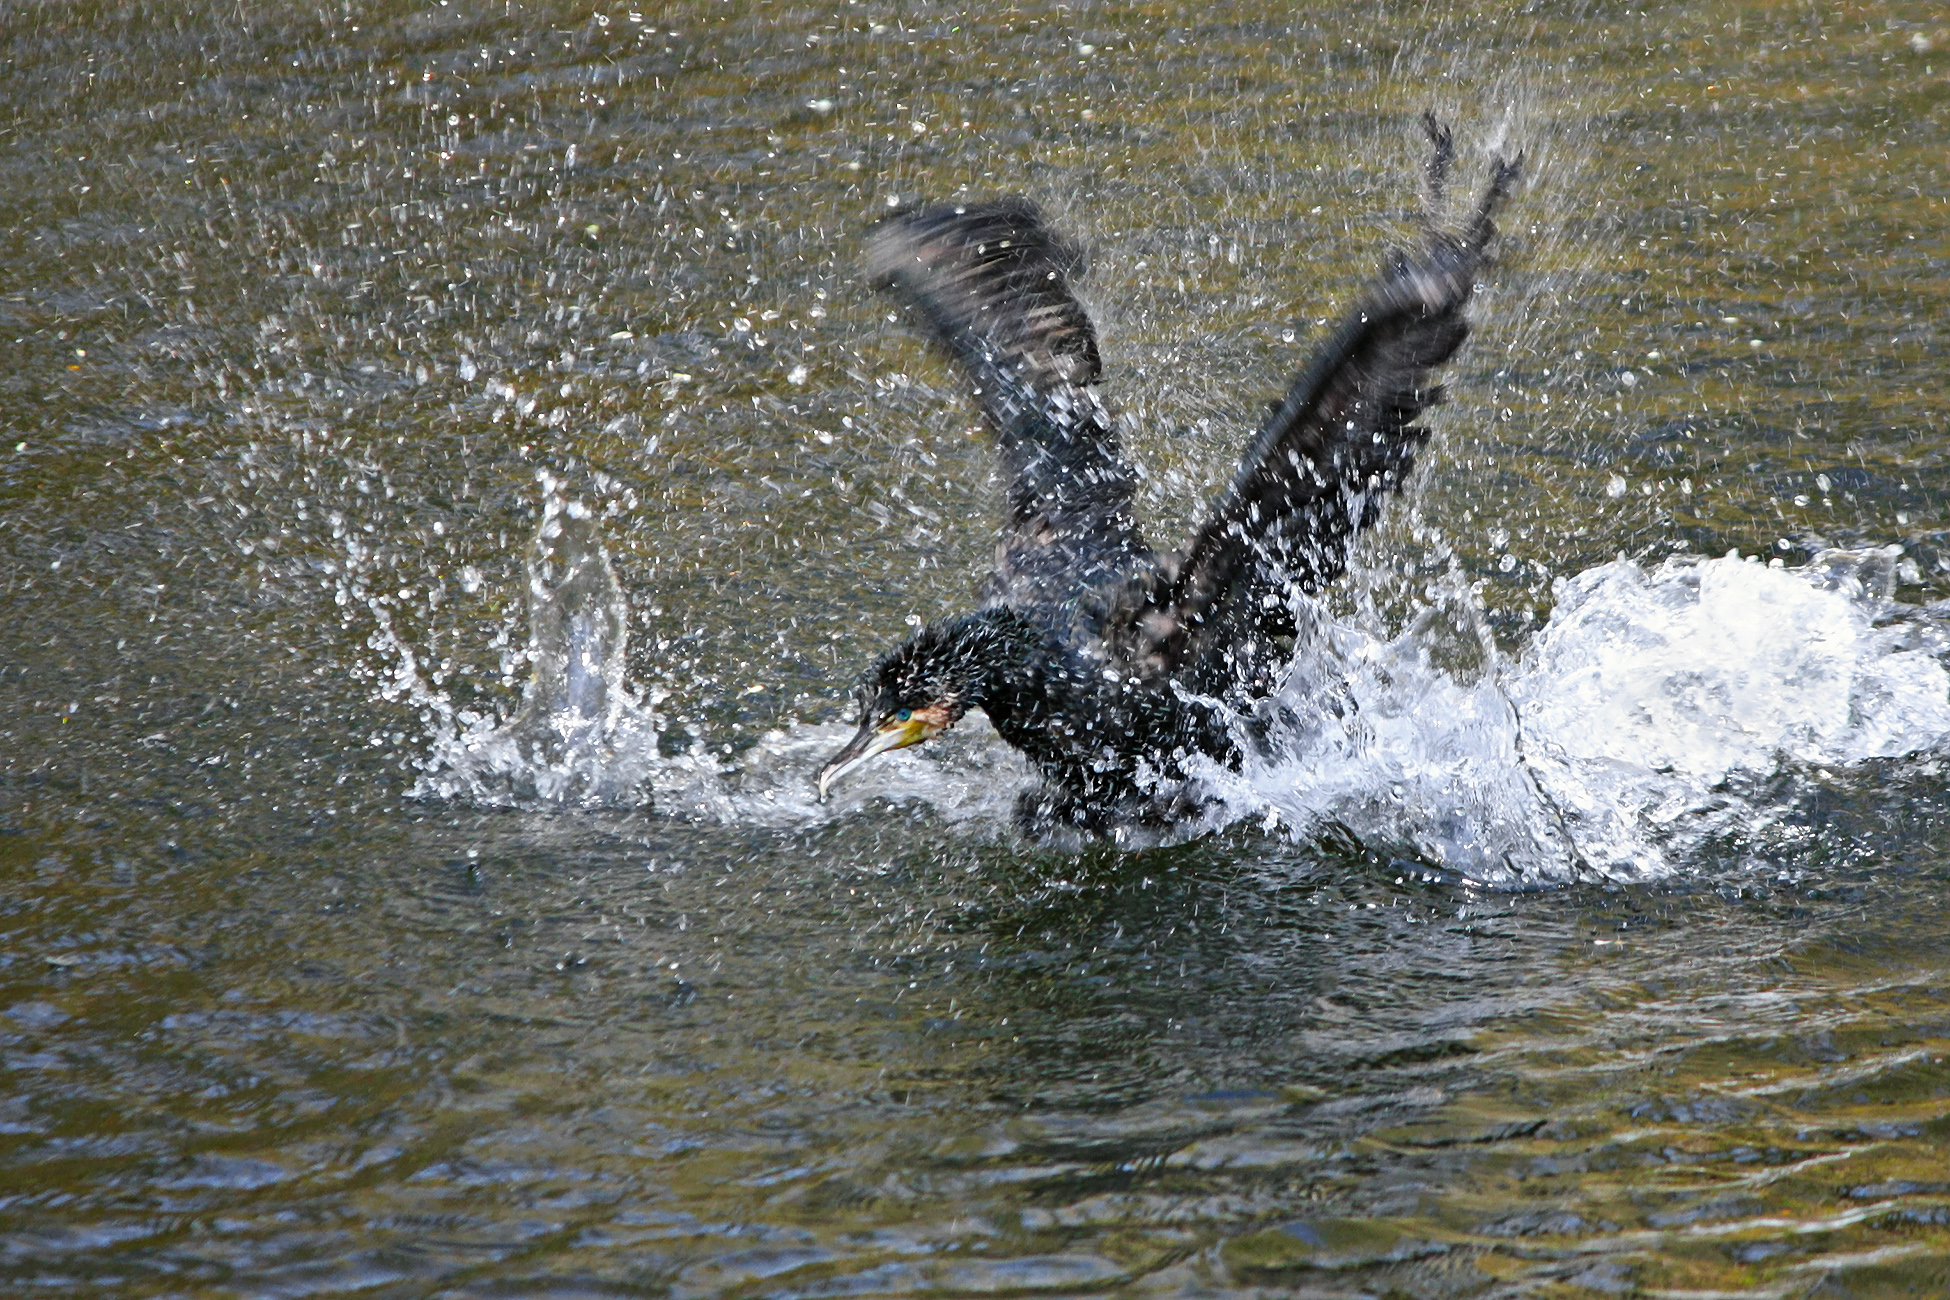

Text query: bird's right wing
(866, 199), (1151, 598)
(1122, 152), (1522, 689)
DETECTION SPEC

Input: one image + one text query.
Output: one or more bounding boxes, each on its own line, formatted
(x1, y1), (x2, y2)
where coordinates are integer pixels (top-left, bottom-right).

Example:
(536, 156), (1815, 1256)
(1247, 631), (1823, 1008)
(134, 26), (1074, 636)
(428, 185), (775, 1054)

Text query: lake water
(6, 1), (1950, 1295)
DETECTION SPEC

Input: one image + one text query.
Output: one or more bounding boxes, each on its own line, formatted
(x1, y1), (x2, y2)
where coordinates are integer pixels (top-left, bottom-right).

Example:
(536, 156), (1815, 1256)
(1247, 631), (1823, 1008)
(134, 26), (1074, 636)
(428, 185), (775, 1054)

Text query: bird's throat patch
(912, 702), (956, 738)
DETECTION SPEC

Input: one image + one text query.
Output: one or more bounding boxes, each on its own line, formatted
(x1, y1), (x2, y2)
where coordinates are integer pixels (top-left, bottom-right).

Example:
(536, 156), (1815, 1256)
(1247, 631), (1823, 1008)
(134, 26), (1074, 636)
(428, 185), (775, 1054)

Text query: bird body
(818, 124), (1521, 829)
(855, 604), (1235, 817)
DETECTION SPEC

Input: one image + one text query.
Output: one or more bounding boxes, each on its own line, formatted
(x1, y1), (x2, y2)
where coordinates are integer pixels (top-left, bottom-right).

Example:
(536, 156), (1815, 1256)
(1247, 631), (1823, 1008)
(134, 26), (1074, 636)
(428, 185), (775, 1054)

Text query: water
(6, 1), (1950, 1295)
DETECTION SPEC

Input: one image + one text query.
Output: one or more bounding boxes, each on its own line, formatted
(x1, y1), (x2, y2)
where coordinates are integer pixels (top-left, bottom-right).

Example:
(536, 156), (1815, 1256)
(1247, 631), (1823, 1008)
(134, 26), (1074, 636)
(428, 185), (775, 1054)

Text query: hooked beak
(815, 708), (948, 801)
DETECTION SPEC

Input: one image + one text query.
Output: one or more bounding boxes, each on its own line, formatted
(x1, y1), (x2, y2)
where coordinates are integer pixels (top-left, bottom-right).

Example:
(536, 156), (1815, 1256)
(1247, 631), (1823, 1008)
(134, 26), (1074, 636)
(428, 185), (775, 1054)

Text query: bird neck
(931, 606), (1043, 706)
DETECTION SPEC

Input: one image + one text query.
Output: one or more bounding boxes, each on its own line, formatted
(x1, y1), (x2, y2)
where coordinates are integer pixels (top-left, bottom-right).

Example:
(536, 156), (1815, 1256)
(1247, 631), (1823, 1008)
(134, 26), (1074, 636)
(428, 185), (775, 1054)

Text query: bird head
(815, 625), (976, 801)
(811, 611), (1029, 802)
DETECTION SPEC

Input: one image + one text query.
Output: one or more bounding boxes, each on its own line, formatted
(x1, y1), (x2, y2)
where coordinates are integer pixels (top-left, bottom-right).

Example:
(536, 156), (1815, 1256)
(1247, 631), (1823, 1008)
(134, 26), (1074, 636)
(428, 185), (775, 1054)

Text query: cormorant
(817, 122), (1521, 827)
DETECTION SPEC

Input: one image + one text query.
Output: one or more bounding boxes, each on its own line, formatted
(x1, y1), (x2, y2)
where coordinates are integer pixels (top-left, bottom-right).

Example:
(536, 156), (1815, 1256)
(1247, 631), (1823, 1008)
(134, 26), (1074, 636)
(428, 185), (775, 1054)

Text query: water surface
(6, 1), (1950, 1294)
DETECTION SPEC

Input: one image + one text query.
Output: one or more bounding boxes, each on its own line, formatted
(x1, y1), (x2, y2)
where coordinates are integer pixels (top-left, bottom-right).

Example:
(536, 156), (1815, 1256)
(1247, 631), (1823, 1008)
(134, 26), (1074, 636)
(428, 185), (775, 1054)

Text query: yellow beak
(815, 709), (948, 801)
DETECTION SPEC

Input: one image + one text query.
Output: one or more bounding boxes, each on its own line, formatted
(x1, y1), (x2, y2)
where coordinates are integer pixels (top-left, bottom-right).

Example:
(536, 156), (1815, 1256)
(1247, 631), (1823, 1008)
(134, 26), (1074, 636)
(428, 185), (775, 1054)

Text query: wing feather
(1123, 156), (1522, 691)
(866, 200), (1150, 600)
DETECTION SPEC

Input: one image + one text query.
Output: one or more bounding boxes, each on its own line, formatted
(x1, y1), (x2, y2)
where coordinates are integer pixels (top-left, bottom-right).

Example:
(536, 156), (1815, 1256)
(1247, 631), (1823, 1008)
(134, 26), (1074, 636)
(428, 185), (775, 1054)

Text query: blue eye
(896, 708), (912, 722)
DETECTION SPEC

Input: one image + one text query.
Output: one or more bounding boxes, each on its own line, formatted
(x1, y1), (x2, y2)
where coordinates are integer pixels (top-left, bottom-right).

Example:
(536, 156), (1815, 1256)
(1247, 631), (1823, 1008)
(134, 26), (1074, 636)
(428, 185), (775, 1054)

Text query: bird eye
(896, 708), (912, 722)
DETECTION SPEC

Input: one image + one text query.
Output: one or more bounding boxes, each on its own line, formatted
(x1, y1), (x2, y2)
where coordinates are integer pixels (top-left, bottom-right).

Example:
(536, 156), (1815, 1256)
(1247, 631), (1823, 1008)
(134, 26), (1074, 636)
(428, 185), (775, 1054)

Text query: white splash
(414, 480), (683, 809)
(1506, 547), (1950, 877)
(406, 517), (1950, 881)
(1207, 545), (1950, 882)
(720, 715), (1038, 830)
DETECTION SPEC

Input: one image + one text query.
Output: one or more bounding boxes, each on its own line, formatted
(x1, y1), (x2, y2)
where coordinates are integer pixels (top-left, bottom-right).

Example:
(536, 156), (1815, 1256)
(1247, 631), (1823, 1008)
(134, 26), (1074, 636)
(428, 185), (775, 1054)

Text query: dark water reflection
(6, 0), (1950, 1295)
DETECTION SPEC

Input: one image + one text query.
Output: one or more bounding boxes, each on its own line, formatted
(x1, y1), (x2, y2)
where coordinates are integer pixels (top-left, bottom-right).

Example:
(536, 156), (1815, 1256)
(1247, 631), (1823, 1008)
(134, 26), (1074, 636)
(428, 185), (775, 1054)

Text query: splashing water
(414, 480), (674, 808)
(405, 480), (1037, 821)
(1200, 545), (1950, 883)
(1506, 546), (1950, 877)
(407, 506), (1950, 881)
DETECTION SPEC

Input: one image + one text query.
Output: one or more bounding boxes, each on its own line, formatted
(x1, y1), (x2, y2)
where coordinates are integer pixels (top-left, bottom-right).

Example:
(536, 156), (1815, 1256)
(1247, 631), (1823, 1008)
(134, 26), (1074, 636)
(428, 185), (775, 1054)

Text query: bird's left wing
(1120, 152), (1522, 691)
(865, 199), (1151, 596)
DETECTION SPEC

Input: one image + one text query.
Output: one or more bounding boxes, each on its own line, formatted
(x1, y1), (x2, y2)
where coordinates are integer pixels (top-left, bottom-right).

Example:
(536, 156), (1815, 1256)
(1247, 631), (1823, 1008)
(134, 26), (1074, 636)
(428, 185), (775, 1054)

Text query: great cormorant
(817, 122), (1521, 827)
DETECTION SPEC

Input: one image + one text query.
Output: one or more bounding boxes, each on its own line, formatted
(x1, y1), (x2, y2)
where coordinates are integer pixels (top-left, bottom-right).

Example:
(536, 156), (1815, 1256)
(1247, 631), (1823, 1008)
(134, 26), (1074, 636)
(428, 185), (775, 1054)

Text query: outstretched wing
(866, 200), (1151, 601)
(1123, 155), (1522, 692)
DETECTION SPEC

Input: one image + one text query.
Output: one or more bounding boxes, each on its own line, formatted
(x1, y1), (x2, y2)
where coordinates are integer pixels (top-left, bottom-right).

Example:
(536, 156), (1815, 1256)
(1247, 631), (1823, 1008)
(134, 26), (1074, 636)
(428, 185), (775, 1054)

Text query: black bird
(817, 123), (1521, 827)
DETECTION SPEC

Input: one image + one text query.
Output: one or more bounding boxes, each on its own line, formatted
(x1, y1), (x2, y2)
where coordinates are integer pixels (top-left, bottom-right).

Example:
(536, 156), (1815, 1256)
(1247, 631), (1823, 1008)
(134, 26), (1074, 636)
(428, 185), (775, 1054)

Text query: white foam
(1192, 582), (1577, 883)
(1506, 548), (1950, 877)
(1206, 547), (1950, 882)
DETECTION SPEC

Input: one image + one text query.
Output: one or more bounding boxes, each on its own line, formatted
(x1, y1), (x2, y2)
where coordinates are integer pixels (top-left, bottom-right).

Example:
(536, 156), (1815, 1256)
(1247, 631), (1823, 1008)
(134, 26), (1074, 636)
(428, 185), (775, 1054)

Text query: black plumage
(817, 125), (1521, 827)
